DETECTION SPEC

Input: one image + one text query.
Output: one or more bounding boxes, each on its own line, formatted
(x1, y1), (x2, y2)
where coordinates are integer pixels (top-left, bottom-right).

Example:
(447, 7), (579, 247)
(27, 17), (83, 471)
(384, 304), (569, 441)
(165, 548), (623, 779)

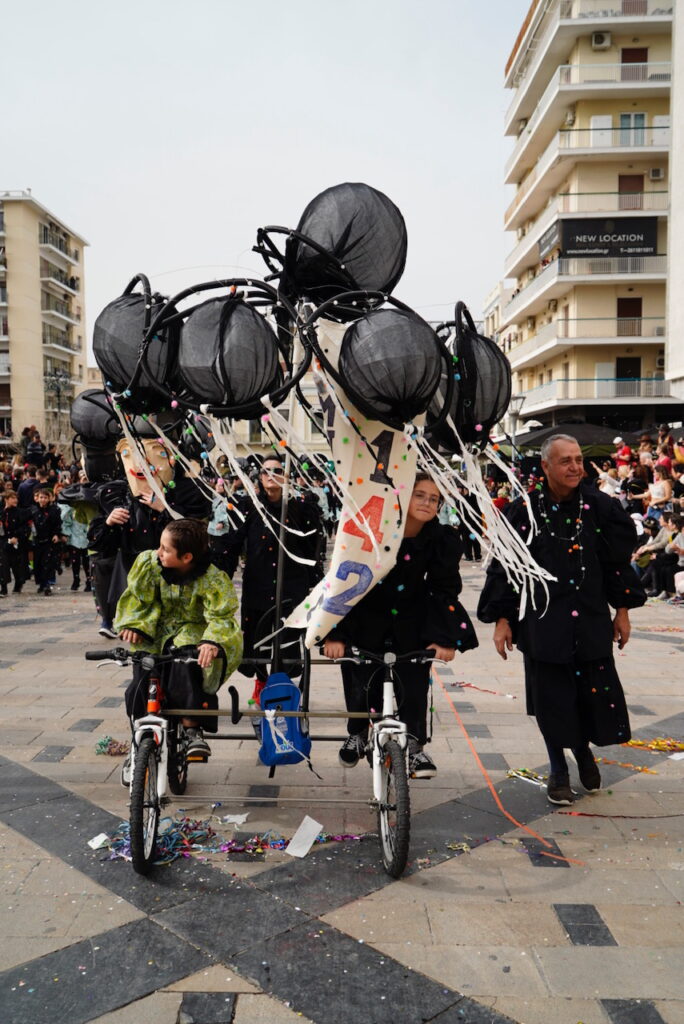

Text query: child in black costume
(31, 488), (62, 596)
(324, 473), (478, 778)
(1, 490), (32, 594)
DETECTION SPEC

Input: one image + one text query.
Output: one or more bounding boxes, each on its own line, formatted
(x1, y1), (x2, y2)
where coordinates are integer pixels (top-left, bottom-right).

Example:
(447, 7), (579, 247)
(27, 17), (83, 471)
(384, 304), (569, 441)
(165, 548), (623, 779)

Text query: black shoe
(409, 749), (437, 779)
(339, 734), (366, 767)
(186, 728), (211, 759)
(71, 581), (80, 591)
(84, 582), (92, 592)
(12, 585), (22, 594)
(44, 586), (52, 597)
(36, 586), (45, 594)
(547, 772), (574, 806)
(574, 748), (601, 792)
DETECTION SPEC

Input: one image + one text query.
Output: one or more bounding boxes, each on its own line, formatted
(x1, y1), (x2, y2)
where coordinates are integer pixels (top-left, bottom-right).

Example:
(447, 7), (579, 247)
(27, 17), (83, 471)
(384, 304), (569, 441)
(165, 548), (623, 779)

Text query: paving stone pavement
(1, 568), (684, 1023)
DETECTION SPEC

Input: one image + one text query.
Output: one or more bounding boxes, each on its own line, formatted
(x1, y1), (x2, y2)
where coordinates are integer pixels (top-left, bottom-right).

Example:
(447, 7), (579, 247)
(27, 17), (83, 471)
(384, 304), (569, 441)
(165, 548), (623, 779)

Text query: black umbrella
(517, 421), (625, 452)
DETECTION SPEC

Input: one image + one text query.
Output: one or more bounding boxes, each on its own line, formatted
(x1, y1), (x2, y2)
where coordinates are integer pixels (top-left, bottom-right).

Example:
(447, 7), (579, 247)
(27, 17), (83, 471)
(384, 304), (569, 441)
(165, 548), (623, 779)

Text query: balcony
(42, 295), (81, 326)
(42, 327), (81, 354)
(506, 61), (671, 181)
(505, 191), (668, 276)
(38, 228), (79, 266)
(0, 318), (7, 340)
(0, 288), (6, 306)
(40, 268), (79, 296)
(505, 0), (673, 130)
(508, 316), (665, 369)
(505, 254), (667, 324)
(521, 375), (672, 413)
(505, 125), (670, 228)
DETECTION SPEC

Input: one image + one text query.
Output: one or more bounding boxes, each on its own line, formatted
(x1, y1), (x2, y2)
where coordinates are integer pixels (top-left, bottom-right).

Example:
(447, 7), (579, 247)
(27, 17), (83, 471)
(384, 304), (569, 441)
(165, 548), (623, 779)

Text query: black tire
(377, 739), (411, 878)
(130, 735), (160, 875)
(167, 726), (188, 796)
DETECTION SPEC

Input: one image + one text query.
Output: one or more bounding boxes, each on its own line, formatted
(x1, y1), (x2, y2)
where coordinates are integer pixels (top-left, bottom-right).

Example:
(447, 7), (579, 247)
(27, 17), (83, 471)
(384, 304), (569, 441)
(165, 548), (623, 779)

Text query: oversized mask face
(116, 437), (175, 497)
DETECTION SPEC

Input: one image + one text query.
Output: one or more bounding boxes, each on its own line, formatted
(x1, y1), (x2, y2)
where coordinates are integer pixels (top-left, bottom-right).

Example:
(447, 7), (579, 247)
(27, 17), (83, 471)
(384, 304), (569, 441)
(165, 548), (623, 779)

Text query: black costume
(31, 504), (62, 590)
(329, 520), (478, 745)
(218, 491), (323, 681)
(1, 505), (32, 592)
(87, 474), (210, 618)
(478, 483), (646, 748)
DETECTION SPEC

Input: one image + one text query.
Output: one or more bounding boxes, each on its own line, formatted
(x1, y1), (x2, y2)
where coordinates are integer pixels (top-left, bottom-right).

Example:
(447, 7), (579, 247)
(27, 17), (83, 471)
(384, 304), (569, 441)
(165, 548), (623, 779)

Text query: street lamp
(44, 367), (72, 443)
(509, 393), (526, 467)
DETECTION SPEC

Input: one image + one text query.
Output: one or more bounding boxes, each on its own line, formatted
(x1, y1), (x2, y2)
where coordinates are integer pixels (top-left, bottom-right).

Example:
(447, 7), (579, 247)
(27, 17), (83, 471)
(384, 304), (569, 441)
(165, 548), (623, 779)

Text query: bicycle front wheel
(377, 739), (410, 878)
(130, 735), (160, 875)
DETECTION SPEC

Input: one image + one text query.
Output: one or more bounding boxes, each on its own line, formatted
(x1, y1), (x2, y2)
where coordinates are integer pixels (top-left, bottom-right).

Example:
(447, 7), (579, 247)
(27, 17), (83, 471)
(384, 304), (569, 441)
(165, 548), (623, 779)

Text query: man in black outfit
(478, 434), (646, 806)
(219, 456), (323, 704)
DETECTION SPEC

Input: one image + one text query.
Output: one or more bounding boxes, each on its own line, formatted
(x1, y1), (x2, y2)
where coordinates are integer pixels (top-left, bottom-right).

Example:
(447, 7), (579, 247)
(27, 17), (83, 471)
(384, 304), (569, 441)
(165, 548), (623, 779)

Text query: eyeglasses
(413, 491), (441, 507)
(261, 467), (285, 478)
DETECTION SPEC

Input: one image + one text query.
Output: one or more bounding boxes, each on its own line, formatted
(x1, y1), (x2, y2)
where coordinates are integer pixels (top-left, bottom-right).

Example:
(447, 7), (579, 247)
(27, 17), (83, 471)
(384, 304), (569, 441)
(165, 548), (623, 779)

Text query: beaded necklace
(537, 489), (586, 592)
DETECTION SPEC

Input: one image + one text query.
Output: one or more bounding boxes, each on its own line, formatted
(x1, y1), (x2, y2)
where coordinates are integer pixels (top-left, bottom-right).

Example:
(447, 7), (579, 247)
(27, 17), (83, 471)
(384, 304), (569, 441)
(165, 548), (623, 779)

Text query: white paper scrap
(88, 832), (110, 850)
(669, 752), (684, 761)
(222, 813), (249, 825)
(285, 815), (323, 858)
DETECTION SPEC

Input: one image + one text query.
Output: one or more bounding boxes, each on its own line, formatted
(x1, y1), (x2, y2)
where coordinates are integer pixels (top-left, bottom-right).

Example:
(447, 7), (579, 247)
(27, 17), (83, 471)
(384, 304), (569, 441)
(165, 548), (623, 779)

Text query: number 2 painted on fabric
(342, 495), (385, 552)
(321, 561), (373, 617)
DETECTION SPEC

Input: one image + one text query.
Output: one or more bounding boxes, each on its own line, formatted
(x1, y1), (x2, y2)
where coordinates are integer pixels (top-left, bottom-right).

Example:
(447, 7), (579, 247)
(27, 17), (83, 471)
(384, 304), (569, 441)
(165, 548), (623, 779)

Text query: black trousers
(341, 661), (431, 746)
(70, 547), (91, 584)
(33, 541), (58, 588)
(5, 541), (28, 589)
(90, 554), (117, 624)
(124, 659), (219, 732)
(652, 552), (679, 594)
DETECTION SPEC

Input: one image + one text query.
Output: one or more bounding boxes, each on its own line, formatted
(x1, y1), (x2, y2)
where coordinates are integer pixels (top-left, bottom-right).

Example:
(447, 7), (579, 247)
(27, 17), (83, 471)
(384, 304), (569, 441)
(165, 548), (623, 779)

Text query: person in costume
(115, 519), (242, 758)
(1, 490), (31, 594)
(31, 488), (63, 596)
(478, 434), (646, 806)
(88, 426), (210, 629)
(218, 455), (323, 705)
(323, 473), (478, 779)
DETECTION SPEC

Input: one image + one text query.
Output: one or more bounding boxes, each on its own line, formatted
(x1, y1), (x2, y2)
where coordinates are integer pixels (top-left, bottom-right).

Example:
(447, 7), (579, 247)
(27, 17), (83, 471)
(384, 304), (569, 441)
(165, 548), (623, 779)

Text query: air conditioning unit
(548, 299), (558, 312)
(656, 355), (666, 369)
(649, 167), (665, 181)
(526, 316), (536, 330)
(563, 110), (576, 128)
(655, 325), (665, 336)
(591, 31), (611, 50)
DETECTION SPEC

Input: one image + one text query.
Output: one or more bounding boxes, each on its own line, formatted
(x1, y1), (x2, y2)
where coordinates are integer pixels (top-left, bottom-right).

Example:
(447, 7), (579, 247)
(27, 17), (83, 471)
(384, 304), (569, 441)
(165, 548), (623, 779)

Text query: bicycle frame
(369, 651), (408, 804)
(130, 714), (169, 802)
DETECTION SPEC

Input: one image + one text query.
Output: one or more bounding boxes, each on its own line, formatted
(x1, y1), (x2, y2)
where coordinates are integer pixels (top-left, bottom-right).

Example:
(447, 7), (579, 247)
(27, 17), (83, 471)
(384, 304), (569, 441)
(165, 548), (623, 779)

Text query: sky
(3, 0), (527, 358)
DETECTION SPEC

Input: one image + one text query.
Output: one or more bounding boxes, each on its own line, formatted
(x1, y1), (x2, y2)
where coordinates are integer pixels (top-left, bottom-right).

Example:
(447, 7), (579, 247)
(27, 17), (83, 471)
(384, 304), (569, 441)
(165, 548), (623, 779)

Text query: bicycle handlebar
(84, 647), (199, 664)
(337, 647), (438, 665)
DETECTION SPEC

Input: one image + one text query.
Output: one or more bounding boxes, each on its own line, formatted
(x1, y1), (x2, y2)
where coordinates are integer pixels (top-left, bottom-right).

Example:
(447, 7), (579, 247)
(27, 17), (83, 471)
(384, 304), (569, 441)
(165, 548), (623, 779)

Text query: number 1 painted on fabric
(342, 495), (385, 552)
(321, 561), (373, 617)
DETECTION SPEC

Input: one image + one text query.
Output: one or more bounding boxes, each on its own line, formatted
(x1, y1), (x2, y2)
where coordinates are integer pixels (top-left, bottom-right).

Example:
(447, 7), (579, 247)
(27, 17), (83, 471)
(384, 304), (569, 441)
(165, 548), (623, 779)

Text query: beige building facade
(491, 0), (681, 433)
(0, 190), (87, 442)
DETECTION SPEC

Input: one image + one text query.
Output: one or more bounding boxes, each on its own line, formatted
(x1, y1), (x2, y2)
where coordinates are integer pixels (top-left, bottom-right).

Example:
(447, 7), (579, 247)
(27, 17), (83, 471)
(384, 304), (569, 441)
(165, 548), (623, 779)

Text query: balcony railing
(41, 267), (79, 293)
(523, 376), (670, 406)
(557, 190), (668, 213)
(39, 228), (78, 262)
(508, 316), (665, 366)
(0, 289), (6, 305)
(42, 295), (80, 322)
(506, 125), (670, 221)
(42, 327), (80, 352)
(505, 255), (667, 320)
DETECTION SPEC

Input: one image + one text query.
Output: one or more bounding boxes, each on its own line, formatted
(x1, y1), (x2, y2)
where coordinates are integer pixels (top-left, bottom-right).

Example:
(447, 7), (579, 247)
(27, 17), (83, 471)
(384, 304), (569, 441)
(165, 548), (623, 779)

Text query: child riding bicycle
(114, 518), (243, 758)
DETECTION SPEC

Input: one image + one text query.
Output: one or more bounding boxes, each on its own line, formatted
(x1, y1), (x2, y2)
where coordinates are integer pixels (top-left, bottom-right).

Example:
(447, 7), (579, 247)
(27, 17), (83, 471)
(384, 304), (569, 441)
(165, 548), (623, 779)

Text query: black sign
(560, 218), (657, 257)
(538, 220), (561, 260)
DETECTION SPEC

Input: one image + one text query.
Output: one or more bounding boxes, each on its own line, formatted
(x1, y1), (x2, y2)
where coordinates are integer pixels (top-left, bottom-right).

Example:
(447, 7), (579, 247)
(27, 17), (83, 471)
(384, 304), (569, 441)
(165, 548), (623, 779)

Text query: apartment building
(491, 0), (680, 432)
(0, 190), (87, 442)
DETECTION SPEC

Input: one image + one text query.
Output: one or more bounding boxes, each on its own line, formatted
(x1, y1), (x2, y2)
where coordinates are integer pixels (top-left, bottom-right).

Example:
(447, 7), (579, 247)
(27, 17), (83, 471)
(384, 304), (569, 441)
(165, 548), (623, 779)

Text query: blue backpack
(257, 673), (312, 769)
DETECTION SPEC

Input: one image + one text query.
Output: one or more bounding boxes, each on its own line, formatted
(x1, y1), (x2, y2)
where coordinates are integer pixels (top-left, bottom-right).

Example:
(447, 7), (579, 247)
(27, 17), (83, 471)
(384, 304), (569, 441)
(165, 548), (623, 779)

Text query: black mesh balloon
(70, 389), (121, 448)
(284, 183), (407, 311)
(338, 308), (442, 426)
(178, 297), (282, 412)
(429, 302), (512, 452)
(93, 293), (180, 411)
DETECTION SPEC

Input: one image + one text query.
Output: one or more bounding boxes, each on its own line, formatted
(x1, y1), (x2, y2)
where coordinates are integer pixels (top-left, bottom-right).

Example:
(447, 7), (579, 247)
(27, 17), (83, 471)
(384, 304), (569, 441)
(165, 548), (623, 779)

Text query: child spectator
(115, 519), (243, 758)
(1, 490), (31, 593)
(31, 488), (62, 596)
(59, 489), (93, 592)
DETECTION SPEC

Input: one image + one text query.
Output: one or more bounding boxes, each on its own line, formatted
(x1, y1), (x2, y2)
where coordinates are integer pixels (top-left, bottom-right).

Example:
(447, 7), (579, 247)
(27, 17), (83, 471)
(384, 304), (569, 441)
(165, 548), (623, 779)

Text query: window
(248, 419), (262, 443)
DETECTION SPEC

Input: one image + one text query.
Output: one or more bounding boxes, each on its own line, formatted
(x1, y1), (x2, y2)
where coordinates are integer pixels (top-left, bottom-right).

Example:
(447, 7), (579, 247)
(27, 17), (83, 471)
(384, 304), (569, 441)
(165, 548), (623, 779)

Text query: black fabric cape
(477, 483), (646, 664)
(330, 519), (479, 655)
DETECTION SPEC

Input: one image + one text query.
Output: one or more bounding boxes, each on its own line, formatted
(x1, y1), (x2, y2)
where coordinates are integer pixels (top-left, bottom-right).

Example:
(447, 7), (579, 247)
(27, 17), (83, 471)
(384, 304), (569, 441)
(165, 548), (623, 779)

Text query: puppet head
(116, 436), (175, 498)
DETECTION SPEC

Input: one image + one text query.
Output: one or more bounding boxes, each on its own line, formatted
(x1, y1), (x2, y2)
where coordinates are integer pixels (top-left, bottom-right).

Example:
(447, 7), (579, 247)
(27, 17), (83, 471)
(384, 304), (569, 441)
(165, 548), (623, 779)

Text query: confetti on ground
(623, 737), (684, 753)
(596, 757), (657, 774)
(95, 736), (130, 756)
(507, 768), (547, 787)
(559, 810), (684, 820)
(637, 625), (684, 633)
(449, 681), (516, 699)
(99, 816), (368, 865)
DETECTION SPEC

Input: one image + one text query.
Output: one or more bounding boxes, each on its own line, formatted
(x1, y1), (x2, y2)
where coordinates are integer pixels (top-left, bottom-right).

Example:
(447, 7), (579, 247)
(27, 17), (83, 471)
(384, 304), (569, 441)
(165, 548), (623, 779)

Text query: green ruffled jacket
(114, 549), (243, 694)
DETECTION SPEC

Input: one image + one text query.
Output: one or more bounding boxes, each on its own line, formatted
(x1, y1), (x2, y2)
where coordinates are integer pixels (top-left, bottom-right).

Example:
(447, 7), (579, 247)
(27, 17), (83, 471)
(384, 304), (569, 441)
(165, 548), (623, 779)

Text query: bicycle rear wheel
(377, 739), (410, 878)
(130, 735), (160, 875)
